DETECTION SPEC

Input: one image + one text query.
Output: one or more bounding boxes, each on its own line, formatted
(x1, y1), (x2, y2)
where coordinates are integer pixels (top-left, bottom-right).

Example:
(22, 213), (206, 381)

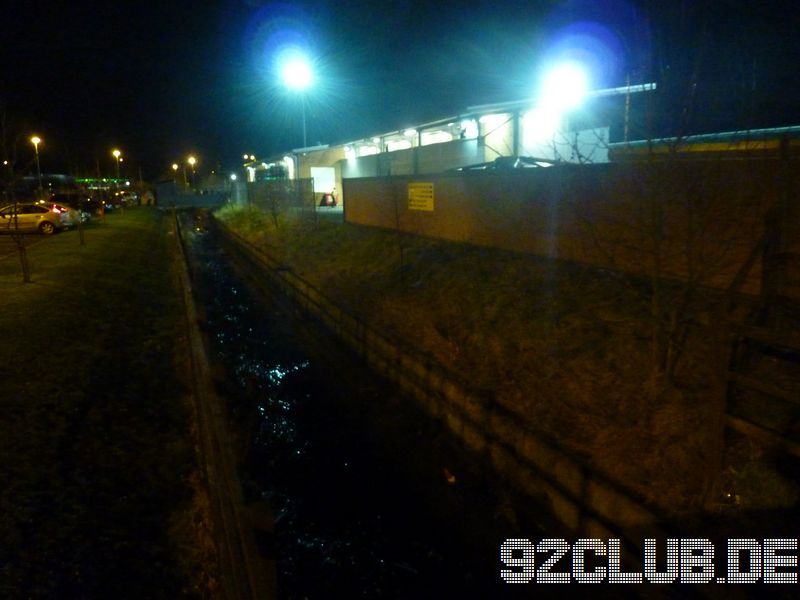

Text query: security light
(281, 56), (313, 91)
(540, 62), (589, 111)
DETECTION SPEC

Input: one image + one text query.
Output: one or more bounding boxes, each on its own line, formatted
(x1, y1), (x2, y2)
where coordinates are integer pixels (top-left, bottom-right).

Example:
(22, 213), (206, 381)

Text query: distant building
(248, 83), (656, 206)
(15, 174), (78, 198)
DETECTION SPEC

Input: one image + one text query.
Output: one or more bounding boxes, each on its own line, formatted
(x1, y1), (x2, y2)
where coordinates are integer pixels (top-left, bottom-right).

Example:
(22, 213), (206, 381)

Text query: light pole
(112, 149), (122, 180)
(187, 156), (197, 190)
(300, 97), (307, 148)
(280, 55), (313, 147)
(30, 136), (43, 198)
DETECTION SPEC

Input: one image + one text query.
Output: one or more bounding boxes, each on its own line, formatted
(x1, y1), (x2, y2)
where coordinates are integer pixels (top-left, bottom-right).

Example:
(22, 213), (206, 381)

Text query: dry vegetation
(216, 204), (796, 516)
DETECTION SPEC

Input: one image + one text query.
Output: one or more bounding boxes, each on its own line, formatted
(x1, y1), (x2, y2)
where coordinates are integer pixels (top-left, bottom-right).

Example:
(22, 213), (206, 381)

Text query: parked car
(0, 202), (71, 234)
(120, 191), (140, 206)
(45, 201), (90, 224)
(110, 190), (139, 206)
(449, 156), (560, 172)
(48, 193), (99, 219)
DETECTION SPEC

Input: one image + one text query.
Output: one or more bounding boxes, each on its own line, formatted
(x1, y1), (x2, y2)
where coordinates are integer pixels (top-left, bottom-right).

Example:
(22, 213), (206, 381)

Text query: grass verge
(0, 209), (215, 598)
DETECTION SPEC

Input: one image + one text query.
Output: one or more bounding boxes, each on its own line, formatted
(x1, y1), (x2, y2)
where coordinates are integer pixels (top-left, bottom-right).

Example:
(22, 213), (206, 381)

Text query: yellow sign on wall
(408, 182), (434, 211)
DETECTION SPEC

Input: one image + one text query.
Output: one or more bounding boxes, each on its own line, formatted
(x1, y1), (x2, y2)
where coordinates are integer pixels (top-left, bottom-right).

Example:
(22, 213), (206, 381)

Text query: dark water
(180, 213), (535, 598)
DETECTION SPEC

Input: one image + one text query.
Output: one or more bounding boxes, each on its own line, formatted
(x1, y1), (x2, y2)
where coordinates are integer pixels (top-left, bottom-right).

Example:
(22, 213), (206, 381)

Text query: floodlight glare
(540, 62), (589, 111)
(281, 56), (313, 91)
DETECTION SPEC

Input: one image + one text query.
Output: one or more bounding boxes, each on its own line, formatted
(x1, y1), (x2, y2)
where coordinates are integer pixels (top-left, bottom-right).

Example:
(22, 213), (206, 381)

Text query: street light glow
(540, 62), (589, 111)
(186, 156), (198, 189)
(172, 163), (179, 171)
(111, 149), (122, 178)
(31, 136), (43, 197)
(280, 55), (313, 91)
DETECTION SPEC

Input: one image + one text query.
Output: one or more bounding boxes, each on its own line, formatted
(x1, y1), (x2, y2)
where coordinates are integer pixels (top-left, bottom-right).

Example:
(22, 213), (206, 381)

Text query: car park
(0, 202), (72, 234)
(110, 189), (139, 206)
(45, 201), (90, 224)
(121, 191), (139, 206)
(48, 193), (101, 219)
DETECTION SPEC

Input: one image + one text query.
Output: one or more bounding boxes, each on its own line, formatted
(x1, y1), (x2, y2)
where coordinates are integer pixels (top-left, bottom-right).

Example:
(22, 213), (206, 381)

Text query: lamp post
(300, 98), (307, 148)
(30, 136), (43, 198)
(280, 55), (313, 147)
(187, 155), (197, 190)
(112, 149), (122, 180)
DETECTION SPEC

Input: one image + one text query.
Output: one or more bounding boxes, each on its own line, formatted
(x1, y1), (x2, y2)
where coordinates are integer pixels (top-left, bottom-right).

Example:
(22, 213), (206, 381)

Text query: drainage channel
(180, 210), (544, 598)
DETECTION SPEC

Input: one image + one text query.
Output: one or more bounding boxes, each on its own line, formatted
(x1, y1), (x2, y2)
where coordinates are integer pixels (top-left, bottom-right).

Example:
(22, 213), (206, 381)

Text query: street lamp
(280, 54), (313, 147)
(30, 136), (43, 198)
(187, 155), (197, 189)
(112, 149), (122, 179)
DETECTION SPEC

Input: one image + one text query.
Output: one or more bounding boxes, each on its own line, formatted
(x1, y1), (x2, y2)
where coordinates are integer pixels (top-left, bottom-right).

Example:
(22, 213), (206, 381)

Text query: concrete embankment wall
(344, 158), (800, 299)
(214, 219), (669, 553)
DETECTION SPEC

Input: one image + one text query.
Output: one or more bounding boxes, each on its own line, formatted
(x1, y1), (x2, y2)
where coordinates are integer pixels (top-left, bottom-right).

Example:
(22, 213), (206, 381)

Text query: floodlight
(281, 56), (313, 91)
(540, 62), (589, 111)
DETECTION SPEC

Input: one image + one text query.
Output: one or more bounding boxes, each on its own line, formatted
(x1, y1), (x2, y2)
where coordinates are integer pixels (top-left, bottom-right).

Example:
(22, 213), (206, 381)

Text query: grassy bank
(0, 209), (213, 598)
(216, 204), (798, 517)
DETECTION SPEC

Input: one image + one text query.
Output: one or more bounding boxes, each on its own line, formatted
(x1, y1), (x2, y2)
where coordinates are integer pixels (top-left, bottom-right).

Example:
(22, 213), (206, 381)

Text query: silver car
(47, 202), (90, 225)
(0, 202), (71, 234)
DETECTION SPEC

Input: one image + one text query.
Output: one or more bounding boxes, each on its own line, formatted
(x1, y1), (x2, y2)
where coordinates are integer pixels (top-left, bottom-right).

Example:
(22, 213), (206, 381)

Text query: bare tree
(555, 68), (789, 511)
(1, 106), (31, 282)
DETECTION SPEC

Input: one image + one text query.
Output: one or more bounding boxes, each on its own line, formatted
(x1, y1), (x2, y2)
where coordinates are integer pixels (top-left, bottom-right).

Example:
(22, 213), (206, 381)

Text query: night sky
(3, 0), (800, 180)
